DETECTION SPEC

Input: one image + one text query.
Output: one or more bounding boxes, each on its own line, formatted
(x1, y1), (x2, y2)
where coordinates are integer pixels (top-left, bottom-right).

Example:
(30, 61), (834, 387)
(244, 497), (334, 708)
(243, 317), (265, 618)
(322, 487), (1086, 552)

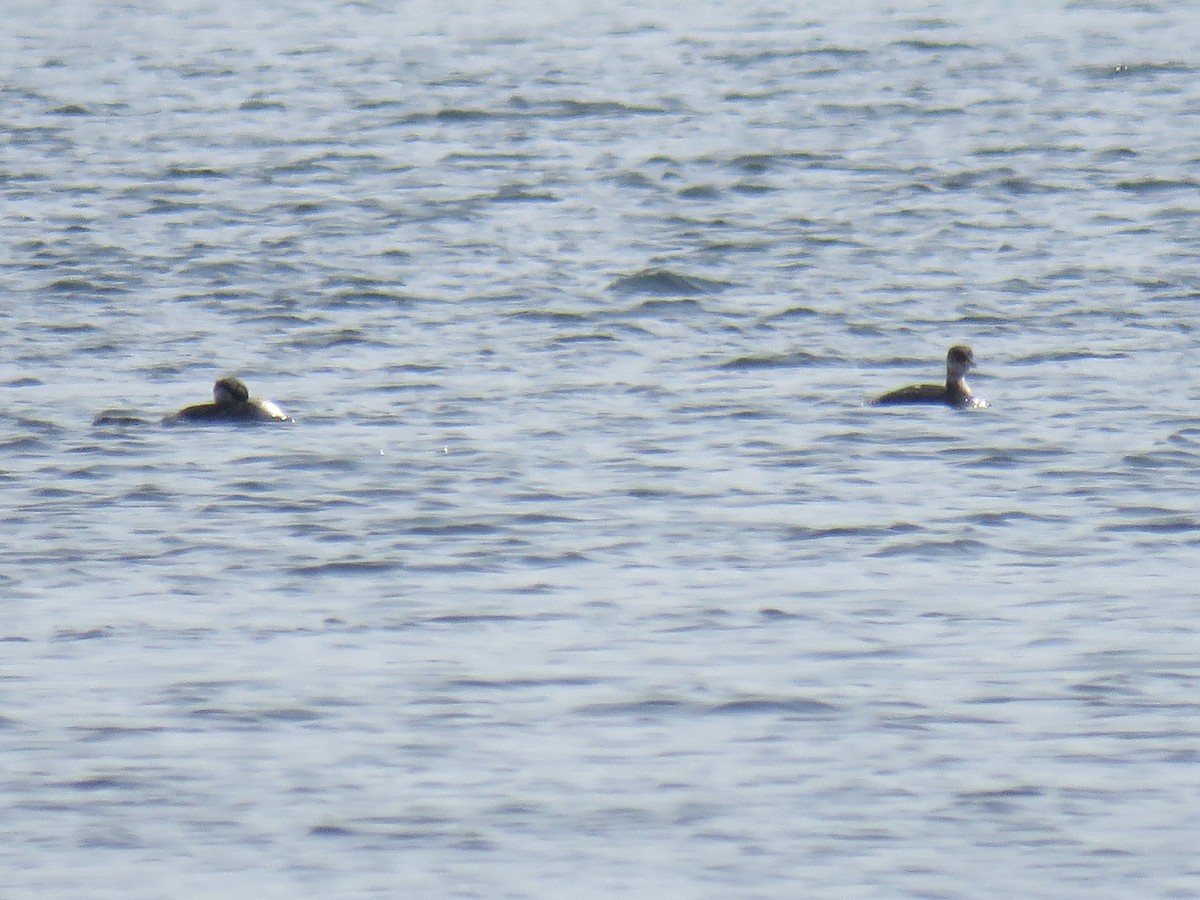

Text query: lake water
(3, 0), (1200, 896)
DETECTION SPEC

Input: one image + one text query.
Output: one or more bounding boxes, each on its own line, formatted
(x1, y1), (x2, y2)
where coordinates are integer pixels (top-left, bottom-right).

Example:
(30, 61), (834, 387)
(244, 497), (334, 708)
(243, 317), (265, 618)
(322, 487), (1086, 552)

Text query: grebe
(163, 376), (291, 424)
(872, 345), (989, 409)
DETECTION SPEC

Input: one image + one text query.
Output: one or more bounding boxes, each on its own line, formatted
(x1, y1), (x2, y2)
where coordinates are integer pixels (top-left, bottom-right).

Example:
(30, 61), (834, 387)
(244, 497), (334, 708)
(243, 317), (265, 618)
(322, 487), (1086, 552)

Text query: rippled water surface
(4, 0), (1200, 896)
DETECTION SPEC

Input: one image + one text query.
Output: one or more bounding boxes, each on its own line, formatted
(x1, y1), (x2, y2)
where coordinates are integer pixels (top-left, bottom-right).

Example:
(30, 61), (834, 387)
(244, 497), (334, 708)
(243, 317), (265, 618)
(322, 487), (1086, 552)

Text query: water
(3, 0), (1200, 895)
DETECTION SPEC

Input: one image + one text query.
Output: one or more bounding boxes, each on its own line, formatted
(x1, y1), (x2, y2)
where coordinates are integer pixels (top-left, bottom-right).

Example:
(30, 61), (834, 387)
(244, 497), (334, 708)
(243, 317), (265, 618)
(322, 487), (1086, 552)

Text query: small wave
(722, 150), (832, 175)
(505, 309), (589, 325)
(44, 276), (127, 295)
(721, 351), (825, 370)
(238, 96), (287, 112)
(518, 551), (590, 566)
(489, 183), (557, 203)
(758, 306), (823, 328)
(556, 99), (669, 117)
(731, 180), (779, 195)
(448, 676), (600, 690)
(713, 46), (868, 68)
(618, 298), (708, 319)
(425, 613), (523, 625)
(309, 815), (475, 845)
(870, 537), (988, 558)
(1099, 517), (1200, 535)
(579, 698), (691, 717)
(549, 331), (619, 346)
(1122, 451), (1194, 469)
(291, 327), (379, 349)
(678, 183), (721, 199)
(997, 176), (1065, 195)
(92, 411), (151, 427)
(310, 824), (357, 837)
(728, 153), (780, 175)
(758, 607), (806, 620)
(890, 38), (979, 52)
(608, 268), (733, 297)
(402, 107), (497, 125)
(123, 484), (174, 502)
(1011, 348), (1127, 363)
(936, 167), (1016, 190)
(1115, 178), (1200, 194)
(957, 785), (1045, 810)
(786, 522), (920, 541)
(711, 696), (839, 716)
(1167, 427), (1200, 448)
(406, 522), (499, 536)
(972, 510), (1065, 526)
(326, 287), (412, 306)
(191, 705), (322, 724)
(580, 695), (839, 718)
(1077, 61), (1196, 80)
(63, 775), (141, 791)
(143, 197), (203, 215)
(293, 559), (399, 575)
(163, 165), (227, 179)
(259, 707), (323, 722)
(53, 627), (114, 642)
(0, 435), (50, 451)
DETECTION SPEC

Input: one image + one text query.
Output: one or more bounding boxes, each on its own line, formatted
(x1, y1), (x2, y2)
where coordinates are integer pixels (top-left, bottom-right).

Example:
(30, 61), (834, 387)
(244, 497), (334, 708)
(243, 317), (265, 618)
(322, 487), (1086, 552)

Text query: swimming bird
(163, 376), (291, 424)
(872, 345), (989, 409)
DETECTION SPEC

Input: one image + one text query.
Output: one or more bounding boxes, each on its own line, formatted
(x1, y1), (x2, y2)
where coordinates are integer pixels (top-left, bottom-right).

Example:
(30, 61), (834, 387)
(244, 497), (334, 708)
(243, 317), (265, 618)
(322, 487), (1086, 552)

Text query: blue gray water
(3, 0), (1200, 896)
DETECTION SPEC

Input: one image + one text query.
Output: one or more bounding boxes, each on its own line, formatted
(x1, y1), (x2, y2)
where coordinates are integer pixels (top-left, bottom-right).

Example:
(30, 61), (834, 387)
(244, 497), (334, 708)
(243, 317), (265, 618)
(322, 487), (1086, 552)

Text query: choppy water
(4, 0), (1200, 896)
